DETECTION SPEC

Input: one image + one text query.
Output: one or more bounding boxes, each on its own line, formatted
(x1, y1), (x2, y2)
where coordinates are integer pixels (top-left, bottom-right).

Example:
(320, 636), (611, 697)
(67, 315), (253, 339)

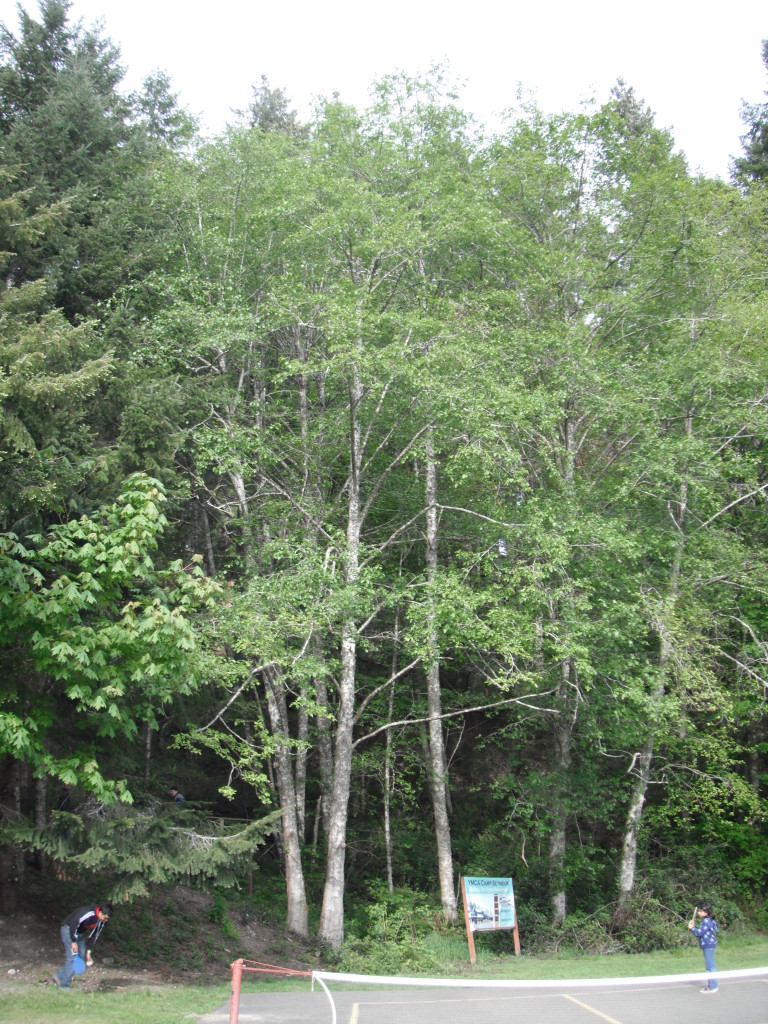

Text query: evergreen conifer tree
(733, 39), (768, 184)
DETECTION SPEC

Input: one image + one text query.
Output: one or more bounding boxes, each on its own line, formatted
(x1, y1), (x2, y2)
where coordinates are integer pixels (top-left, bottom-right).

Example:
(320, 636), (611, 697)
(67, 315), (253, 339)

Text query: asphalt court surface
(202, 975), (768, 1024)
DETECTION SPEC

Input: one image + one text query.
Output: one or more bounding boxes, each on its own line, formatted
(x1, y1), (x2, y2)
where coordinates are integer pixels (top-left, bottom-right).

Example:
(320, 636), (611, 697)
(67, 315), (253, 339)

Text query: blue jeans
(54, 926), (85, 988)
(703, 945), (718, 989)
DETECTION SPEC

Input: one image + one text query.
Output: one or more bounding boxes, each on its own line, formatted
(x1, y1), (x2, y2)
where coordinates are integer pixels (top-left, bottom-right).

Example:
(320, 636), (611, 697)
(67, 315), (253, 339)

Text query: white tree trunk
(616, 413), (690, 912)
(315, 669), (334, 836)
(143, 722), (152, 781)
(317, 366), (363, 948)
(317, 632), (356, 946)
(424, 438), (457, 924)
(616, 736), (654, 909)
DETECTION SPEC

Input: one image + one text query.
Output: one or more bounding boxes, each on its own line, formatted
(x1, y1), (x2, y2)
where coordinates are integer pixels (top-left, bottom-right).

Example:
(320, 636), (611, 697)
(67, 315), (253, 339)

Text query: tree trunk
(616, 735), (655, 911)
(548, 415), (577, 926)
(616, 412), (690, 912)
(143, 722), (153, 781)
(317, 630), (356, 946)
(263, 666), (309, 937)
(294, 704), (308, 843)
(315, 668), (334, 837)
(384, 609), (401, 893)
(317, 365), (364, 948)
(34, 774), (47, 872)
(424, 437), (457, 924)
(549, 655), (575, 925)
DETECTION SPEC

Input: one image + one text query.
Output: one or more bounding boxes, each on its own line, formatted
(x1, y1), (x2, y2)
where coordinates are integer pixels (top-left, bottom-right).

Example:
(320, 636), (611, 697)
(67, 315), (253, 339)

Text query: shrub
(340, 883), (445, 974)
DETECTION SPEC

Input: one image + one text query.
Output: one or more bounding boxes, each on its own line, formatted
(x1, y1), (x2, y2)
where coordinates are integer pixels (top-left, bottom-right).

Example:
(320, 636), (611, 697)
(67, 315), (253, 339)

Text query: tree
(132, 69), (197, 149)
(467, 86), (768, 924)
(246, 75), (307, 136)
(733, 40), (768, 184)
(612, 177), (768, 911)
(0, 0), (162, 318)
(0, 171), (113, 533)
(0, 473), (219, 799)
(137, 74), (494, 944)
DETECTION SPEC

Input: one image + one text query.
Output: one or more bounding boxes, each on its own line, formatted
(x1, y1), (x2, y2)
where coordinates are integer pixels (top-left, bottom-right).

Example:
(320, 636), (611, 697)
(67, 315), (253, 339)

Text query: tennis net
(309, 965), (768, 1024)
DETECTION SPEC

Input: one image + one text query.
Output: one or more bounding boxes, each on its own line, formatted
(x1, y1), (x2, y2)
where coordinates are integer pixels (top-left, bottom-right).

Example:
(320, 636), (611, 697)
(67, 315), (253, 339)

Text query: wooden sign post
(460, 875), (520, 964)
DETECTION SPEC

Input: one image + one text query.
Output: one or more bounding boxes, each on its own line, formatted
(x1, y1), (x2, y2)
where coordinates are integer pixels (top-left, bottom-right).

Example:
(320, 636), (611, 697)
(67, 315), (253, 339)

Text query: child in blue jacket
(688, 902), (718, 992)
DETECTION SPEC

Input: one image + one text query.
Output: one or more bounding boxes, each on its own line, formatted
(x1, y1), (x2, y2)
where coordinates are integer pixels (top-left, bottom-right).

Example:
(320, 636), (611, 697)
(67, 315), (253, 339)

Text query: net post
(229, 958), (243, 1024)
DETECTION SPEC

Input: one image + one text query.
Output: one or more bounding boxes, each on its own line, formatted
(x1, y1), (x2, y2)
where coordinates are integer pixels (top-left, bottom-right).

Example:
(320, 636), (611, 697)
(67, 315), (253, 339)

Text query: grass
(465, 933), (768, 979)
(0, 983), (231, 1024)
(417, 928), (768, 979)
(4, 934), (767, 1024)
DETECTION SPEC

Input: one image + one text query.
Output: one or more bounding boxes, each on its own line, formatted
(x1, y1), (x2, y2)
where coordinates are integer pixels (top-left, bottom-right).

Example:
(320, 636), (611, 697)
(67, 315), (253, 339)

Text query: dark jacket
(62, 904), (108, 946)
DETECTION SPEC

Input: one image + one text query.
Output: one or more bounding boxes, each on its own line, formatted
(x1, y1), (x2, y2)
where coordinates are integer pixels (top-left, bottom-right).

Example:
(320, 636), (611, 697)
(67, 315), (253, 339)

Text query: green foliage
(0, 473), (220, 798)
(2, 11), (768, 949)
(132, 70), (198, 148)
(734, 39), (768, 184)
(611, 896), (690, 954)
(6, 797), (279, 900)
(340, 883), (445, 974)
(0, 173), (114, 532)
(0, 0), (149, 316)
(209, 890), (240, 940)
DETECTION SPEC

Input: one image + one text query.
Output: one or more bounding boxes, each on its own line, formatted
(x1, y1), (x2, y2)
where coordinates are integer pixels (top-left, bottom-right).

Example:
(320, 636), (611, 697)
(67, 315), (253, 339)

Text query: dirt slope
(0, 885), (316, 995)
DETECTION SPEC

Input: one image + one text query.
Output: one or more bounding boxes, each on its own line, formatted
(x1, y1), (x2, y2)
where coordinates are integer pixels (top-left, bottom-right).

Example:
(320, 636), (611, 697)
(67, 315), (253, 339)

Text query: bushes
(209, 890), (240, 941)
(611, 896), (689, 954)
(340, 883), (447, 974)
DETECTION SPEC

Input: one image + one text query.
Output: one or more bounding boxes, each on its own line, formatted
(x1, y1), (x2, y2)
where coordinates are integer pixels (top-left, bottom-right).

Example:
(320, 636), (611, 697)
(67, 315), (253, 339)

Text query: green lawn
(0, 983), (231, 1024)
(471, 936), (768, 979)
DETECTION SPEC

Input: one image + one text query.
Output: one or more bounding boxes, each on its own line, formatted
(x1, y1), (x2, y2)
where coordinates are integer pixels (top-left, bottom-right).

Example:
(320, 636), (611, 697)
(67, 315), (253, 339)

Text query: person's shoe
(700, 987), (718, 993)
(51, 975), (60, 988)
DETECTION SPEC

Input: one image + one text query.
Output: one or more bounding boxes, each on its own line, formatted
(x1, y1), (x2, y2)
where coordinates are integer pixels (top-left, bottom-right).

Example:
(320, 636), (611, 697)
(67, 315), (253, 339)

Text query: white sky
(4, 1), (768, 179)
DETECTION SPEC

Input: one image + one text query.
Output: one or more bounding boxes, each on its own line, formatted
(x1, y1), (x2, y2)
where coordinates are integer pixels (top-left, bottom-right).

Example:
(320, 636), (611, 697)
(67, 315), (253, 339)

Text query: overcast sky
(4, 1), (768, 179)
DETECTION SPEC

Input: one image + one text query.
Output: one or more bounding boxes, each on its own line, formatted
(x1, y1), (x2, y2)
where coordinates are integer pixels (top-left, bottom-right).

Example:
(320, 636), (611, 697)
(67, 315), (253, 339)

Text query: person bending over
(52, 901), (112, 989)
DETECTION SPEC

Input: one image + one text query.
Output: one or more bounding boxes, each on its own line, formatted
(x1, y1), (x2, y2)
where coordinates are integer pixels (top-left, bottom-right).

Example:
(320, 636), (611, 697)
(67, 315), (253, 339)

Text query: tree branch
(353, 690), (557, 747)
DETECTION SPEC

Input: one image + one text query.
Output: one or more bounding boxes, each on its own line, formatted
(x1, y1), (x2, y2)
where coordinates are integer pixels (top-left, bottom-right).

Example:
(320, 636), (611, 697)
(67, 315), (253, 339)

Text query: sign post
(460, 876), (520, 964)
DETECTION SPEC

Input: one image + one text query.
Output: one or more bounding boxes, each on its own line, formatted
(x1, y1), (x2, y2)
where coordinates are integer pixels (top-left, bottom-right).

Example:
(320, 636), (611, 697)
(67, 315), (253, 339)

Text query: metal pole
(229, 959), (243, 1024)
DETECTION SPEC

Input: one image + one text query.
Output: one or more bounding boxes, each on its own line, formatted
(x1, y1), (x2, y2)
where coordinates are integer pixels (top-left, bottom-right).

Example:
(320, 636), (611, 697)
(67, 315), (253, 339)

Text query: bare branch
(198, 667), (271, 731)
(354, 656), (424, 724)
(436, 505), (522, 530)
(258, 472), (335, 542)
(697, 480), (768, 531)
(362, 422), (432, 522)
(359, 504), (431, 569)
(353, 690), (557, 748)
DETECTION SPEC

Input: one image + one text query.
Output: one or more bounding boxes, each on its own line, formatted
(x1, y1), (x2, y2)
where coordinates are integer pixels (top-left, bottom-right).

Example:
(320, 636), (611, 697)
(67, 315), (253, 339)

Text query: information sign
(460, 875), (520, 963)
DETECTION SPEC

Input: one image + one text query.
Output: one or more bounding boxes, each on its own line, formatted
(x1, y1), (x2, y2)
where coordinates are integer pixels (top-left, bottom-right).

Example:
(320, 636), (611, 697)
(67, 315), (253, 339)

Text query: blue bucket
(72, 955), (86, 975)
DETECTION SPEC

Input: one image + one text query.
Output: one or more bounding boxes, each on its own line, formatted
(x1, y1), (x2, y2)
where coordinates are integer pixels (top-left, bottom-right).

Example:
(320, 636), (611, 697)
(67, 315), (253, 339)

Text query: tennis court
(202, 969), (768, 1024)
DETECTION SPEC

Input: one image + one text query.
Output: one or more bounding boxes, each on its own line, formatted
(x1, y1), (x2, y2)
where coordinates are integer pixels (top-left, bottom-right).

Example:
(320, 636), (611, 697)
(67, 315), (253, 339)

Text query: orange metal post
(229, 958), (243, 1024)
